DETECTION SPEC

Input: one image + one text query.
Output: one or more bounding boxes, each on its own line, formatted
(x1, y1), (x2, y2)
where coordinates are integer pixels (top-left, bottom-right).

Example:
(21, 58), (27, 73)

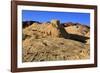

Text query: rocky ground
(22, 20), (90, 62)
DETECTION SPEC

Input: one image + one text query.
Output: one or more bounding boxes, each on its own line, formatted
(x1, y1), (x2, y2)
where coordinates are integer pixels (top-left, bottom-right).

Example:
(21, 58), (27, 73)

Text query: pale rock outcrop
(65, 24), (89, 37)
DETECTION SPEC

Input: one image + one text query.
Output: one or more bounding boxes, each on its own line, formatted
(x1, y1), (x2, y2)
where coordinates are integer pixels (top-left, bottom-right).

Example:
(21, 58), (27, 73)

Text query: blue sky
(22, 10), (90, 26)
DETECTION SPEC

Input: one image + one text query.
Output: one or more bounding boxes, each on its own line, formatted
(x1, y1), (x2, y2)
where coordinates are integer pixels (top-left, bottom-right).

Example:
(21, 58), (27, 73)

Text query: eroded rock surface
(22, 20), (90, 62)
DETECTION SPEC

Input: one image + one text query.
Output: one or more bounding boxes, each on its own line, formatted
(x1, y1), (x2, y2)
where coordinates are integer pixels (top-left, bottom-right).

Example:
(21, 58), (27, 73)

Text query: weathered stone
(51, 19), (60, 28)
(22, 20), (90, 62)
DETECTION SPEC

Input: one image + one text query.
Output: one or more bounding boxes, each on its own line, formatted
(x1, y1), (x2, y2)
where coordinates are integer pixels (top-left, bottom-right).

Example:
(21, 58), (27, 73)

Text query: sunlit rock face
(64, 22), (90, 43)
(22, 20), (90, 62)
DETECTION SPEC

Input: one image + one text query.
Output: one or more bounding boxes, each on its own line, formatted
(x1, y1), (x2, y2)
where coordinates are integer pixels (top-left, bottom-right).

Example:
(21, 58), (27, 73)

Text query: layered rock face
(22, 20), (90, 62)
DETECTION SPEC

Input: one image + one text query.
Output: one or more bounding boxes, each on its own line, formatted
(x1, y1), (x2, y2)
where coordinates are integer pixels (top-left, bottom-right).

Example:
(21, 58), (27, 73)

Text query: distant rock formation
(23, 21), (41, 28)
